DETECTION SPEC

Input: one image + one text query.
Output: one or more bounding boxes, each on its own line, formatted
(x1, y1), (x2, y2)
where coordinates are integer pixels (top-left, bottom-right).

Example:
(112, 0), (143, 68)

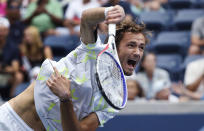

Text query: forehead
(145, 53), (156, 60)
(121, 32), (145, 43)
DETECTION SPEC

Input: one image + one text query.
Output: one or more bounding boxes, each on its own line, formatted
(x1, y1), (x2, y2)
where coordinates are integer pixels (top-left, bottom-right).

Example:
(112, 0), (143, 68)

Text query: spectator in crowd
(21, 0), (37, 17)
(127, 78), (145, 101)
(133, 52), (171, 100)
(128, 0), (144, 17)
(189, 17), (204, 55)
(0, 0), (7, 17)
(143, 0), (165, 12)
(19, 26), (53, 84)
(23, 0), (63, 38)
(6, 0), (26, 45)
(63, 0), (100, 36)
(184, 58), (204, 95)
(0, 17), (21, 100)
(10, 25), (53, 97)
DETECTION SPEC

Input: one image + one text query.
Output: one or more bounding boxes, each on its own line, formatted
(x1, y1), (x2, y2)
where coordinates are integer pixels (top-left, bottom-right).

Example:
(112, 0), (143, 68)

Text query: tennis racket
(95, 24), (127, 110)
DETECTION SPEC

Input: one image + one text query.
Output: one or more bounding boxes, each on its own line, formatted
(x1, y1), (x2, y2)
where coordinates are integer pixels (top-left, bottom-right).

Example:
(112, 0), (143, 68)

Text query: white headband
(0, 17), (10, 28)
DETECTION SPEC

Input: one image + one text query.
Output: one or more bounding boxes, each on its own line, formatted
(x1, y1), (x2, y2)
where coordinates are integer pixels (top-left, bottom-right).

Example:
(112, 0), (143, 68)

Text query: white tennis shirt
(34, 38), (118, 130)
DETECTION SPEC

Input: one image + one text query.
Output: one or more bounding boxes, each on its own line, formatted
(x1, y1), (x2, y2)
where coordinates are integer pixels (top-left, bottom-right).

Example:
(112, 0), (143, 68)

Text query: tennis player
(0, 5), (149, 131)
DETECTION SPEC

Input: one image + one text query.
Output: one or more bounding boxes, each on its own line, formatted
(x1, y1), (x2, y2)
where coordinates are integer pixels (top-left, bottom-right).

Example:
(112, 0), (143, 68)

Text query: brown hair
(115, 19), (151, 48)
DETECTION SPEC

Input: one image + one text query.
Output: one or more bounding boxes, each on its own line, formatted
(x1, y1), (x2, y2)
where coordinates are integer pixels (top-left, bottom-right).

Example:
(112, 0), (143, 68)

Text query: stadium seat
(173, 9), (204, 30)
(153, 31), (190, 56)
(156, 54), (183, 81)
(44, 35), (80, 57)
(193, 0), (204, 8)
(140, 11), (171, 32)
(168, 0), (193, 9)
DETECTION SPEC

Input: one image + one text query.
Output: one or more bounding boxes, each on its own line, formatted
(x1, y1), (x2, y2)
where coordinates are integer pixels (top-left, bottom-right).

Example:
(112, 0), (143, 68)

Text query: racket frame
(95, 24), (128, 110)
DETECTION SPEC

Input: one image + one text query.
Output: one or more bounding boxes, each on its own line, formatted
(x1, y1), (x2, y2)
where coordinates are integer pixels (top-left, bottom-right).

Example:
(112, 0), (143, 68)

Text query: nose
(133, 47), (140, 58)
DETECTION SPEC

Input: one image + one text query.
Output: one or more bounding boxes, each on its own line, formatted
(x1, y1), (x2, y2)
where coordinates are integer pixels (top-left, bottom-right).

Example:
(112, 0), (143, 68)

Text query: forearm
(60, 100), (81, 131)
(22, 14), (36, 25)
(81, 7), (106, 27)
(80, 7), (106, 44)
(47, 12), (63, 26)
(191, 36), (204, 46)
(183, 89), (202, 100)
(186, 75), (204, 91)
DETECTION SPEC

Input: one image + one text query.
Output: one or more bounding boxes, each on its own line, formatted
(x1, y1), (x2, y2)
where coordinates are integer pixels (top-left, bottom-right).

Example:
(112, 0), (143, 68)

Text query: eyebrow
(129, 41), (145, 46)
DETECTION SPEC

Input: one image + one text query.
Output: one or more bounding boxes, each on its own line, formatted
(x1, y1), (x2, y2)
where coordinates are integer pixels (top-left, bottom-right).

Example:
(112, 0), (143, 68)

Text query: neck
(147, 71), (153, 80)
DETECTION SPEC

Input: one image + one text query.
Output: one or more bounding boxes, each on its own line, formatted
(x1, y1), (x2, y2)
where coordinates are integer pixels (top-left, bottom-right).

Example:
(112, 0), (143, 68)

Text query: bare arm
(186, 73), (204, 92)
(80, 6), (125, 45)
(46, 67), (99, 131)
(191, 35), (204, 46)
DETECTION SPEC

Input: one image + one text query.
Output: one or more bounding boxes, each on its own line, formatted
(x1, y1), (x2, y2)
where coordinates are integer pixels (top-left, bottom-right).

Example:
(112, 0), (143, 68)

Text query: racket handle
(108, 24), (116, 36)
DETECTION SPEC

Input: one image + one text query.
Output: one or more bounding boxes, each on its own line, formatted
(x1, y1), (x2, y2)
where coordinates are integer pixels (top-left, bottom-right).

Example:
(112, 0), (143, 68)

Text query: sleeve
(49, 0), (63, 18)
(64, 2), (75, 19)
(23, 2), (36, 19)
(95, 107), (118, 127)
(91, 91), (119, 127)
(184, 60), (203, 86)
(160, 69), (171, 88)
(191, 18), (202, 38)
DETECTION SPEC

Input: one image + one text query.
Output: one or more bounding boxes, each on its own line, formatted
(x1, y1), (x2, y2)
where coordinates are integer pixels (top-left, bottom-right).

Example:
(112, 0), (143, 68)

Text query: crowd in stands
(0, 0), (203, 103)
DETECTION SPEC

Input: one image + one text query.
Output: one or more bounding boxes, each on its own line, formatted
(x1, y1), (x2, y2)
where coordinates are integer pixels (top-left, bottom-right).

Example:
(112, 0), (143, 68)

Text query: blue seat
(44, 35), (80, 57)
(156, 54), (183, 81)
(153, 31), (190, 56)
(173, 9), (204, 30)
(168, 0), (193, 9)
(140, 11), (171, 32)
(192, 0), (204, 8)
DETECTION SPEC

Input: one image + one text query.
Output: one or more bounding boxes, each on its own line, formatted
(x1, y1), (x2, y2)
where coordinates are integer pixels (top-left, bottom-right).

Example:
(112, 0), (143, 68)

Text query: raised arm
(80, 5), (125, 45)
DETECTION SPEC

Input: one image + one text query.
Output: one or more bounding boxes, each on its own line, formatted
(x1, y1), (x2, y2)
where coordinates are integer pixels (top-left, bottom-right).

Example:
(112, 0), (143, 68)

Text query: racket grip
(108, 24), (116, 36)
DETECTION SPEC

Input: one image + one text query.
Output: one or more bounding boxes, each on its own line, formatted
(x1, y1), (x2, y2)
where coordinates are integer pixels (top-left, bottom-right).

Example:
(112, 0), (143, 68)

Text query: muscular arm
(80, 7), (106, 45)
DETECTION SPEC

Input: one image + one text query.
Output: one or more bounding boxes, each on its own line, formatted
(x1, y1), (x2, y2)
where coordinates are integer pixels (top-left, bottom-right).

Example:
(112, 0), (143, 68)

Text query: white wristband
(104, 7), (113, 19)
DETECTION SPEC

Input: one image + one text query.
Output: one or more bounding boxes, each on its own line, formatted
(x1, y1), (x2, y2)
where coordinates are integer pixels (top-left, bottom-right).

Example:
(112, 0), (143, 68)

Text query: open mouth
(127, 59), (137, 68)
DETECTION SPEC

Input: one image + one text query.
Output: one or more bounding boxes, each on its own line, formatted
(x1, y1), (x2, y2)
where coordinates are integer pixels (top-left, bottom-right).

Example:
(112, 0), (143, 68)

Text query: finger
(46, 79), (52, 87)
(51, 74), (55, 80)
(107, 10), (120, 15)
(106, 14), (122, 20)
(107, 18), (122, 24)
(53, 67), (60, 77)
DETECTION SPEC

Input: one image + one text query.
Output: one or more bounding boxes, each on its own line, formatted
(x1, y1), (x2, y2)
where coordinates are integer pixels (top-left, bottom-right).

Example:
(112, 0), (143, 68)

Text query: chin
(124, 71), (133, 76)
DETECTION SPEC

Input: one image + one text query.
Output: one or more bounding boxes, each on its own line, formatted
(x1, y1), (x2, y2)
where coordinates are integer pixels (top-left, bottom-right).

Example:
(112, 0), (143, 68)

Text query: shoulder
(155, 68), (169, 75)
(192, 17), (204, 28)
(187, 58), (204, 69)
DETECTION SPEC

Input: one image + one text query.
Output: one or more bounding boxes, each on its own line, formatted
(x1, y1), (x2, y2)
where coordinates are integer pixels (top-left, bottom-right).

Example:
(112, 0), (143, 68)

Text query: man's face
(118, 32), (145, 76)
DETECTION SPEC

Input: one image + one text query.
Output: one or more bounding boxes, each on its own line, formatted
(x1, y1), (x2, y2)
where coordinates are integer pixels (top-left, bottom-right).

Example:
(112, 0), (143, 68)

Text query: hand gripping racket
(95, 24), (127, 110)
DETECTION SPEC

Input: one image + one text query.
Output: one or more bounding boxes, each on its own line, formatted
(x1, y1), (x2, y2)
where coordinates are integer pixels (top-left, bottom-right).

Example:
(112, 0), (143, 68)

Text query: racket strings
(97, 53), (125, 107)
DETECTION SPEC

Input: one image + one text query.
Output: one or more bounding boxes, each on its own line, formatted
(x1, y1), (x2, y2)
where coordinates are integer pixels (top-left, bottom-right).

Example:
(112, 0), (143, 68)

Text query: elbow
(81, 10), (89, 25)
(186, 85), (197, 92)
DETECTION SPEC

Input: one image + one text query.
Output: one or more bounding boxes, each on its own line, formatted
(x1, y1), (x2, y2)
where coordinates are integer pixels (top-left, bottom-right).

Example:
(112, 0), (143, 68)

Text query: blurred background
(0, 0), (204, 131)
